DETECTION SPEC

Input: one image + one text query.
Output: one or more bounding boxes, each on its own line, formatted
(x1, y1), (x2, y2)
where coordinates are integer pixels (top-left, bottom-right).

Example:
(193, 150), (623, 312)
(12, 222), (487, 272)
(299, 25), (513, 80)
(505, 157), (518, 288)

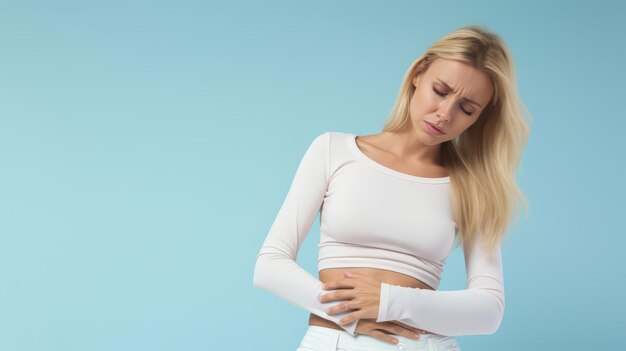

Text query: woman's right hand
(354, 319), (429, 345)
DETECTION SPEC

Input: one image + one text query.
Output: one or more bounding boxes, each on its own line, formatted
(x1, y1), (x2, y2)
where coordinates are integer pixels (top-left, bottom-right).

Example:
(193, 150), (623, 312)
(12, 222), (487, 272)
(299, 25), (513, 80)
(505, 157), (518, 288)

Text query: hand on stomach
(309, 267), (436, 345)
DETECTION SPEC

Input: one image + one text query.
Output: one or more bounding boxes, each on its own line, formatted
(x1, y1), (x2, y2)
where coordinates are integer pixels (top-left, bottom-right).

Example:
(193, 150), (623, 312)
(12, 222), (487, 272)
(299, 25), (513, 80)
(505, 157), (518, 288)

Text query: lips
(425, 120), (445, 134)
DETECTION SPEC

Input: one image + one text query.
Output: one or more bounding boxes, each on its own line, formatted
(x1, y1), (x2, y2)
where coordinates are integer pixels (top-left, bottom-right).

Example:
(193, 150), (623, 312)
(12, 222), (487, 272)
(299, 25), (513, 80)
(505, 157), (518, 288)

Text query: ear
(412, 74), (421, 87)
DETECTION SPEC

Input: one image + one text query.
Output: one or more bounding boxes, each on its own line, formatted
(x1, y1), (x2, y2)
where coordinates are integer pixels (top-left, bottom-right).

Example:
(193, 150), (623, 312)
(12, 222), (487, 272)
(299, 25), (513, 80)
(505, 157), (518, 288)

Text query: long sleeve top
(253, 131), (505, 337)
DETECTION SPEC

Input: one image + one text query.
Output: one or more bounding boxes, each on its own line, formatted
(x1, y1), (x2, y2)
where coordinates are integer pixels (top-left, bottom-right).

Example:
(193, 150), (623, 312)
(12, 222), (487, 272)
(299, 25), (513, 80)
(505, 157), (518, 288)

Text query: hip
(296, 325), (461, 351)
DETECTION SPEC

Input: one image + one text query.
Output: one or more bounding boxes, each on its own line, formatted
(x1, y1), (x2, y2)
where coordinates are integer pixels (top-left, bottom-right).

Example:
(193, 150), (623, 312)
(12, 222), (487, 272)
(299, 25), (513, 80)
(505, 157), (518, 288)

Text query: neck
(382, 127), (443, 166)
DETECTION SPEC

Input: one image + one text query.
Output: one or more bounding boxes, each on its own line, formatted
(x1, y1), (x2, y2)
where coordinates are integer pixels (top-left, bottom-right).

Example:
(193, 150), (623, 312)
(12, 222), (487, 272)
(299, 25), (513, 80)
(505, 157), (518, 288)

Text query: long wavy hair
(382, 25), (531, 253)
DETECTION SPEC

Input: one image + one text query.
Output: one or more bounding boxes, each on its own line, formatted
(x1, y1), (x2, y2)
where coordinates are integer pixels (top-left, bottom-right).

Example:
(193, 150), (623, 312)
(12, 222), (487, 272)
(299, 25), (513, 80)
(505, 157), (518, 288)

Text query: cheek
(411, 89), (435, 113)
(451, 120), (477, 137)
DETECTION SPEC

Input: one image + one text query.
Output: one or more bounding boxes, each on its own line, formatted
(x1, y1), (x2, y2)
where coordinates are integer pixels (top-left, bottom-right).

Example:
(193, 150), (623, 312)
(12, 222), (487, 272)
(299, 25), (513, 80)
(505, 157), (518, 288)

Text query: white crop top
(253, 131), (505, 337)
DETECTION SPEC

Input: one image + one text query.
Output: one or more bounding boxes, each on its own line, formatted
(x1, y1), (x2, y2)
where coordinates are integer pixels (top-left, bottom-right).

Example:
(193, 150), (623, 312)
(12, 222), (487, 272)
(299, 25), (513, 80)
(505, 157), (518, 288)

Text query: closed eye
(432, 86), (446, 97)
(432, 86), (474, 116)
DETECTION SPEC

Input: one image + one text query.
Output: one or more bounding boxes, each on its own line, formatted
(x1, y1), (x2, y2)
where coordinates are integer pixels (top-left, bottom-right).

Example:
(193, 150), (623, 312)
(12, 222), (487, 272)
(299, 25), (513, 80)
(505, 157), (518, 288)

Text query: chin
(415, 128), (445, 145)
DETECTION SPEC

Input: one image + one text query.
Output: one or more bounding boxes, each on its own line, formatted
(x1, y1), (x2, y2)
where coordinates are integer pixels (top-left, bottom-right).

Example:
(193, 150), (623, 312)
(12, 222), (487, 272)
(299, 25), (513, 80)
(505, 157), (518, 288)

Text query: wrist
(376, 282), (391, 322)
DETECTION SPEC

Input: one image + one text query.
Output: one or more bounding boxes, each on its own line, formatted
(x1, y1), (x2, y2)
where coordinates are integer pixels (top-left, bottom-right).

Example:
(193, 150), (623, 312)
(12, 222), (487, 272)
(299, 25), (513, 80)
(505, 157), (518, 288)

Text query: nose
(436, 98), (453, 122)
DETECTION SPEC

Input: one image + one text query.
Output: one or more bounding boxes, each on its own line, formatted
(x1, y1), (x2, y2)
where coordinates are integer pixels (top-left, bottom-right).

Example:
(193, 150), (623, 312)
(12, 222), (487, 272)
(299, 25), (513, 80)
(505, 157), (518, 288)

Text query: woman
(253, 24), (530, 351)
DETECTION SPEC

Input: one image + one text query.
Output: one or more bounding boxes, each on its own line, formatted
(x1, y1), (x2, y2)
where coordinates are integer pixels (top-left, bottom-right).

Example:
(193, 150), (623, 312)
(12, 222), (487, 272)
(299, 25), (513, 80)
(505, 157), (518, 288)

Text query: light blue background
(1, 1), (624, 350)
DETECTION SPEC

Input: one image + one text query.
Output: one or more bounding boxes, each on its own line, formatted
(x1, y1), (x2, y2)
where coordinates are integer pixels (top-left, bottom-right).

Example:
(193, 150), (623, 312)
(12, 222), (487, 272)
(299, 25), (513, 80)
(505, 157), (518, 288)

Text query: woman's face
(409, 58), (494, 145)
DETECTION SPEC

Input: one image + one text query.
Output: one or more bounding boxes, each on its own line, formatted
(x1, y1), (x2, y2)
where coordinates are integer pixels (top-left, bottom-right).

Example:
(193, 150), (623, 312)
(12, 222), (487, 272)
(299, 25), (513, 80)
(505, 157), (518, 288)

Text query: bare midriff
(309, 267), (436, 333)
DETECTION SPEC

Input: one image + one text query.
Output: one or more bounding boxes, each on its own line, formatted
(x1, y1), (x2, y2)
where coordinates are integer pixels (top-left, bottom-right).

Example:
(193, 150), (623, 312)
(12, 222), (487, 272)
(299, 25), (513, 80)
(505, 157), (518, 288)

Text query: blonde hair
(382, 25), (531, 253)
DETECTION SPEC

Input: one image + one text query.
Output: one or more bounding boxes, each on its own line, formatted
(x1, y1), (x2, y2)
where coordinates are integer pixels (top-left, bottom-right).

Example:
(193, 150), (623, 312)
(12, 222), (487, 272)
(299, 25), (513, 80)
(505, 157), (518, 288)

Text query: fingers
(318, 290), (333, 303)
(390, 320), (428, 334)
(319, 289), (350, 303)
(323, 278), (357, 290)
(355, 320), (429, 345)
(324, 301), (353, 316)
(364, 329), (400, 345)
(382, 323), (422, 340)
(326, 300), (379, 322)
(335, 303), (377, 324)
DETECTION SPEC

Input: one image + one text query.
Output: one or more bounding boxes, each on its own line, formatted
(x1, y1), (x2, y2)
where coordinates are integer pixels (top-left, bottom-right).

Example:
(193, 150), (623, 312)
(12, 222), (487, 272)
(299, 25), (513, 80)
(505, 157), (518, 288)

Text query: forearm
(376, 282), (504, 336)
(253, 249), (358, 335)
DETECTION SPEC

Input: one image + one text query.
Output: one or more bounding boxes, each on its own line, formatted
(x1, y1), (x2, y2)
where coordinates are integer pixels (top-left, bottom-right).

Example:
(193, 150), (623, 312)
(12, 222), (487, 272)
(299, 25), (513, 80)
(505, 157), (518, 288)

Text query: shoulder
(308, 131), (352, 147)
(306, 131), (353, 167)
(314, 131), (350, 139)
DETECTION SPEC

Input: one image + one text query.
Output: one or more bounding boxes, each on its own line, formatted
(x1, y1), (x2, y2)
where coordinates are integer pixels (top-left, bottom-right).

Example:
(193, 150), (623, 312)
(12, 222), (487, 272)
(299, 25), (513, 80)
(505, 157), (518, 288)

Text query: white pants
(296, 326), (461, 351)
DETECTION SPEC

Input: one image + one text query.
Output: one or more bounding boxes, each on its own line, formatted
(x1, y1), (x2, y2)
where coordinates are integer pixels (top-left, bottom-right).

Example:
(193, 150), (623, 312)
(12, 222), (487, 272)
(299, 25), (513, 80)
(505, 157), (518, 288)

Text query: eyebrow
(436, 77), (482, 107)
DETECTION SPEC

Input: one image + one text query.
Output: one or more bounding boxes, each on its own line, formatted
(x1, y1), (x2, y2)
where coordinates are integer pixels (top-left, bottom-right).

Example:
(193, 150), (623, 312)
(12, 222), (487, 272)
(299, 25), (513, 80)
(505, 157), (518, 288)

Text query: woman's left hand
(318, 271), (383, 326)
